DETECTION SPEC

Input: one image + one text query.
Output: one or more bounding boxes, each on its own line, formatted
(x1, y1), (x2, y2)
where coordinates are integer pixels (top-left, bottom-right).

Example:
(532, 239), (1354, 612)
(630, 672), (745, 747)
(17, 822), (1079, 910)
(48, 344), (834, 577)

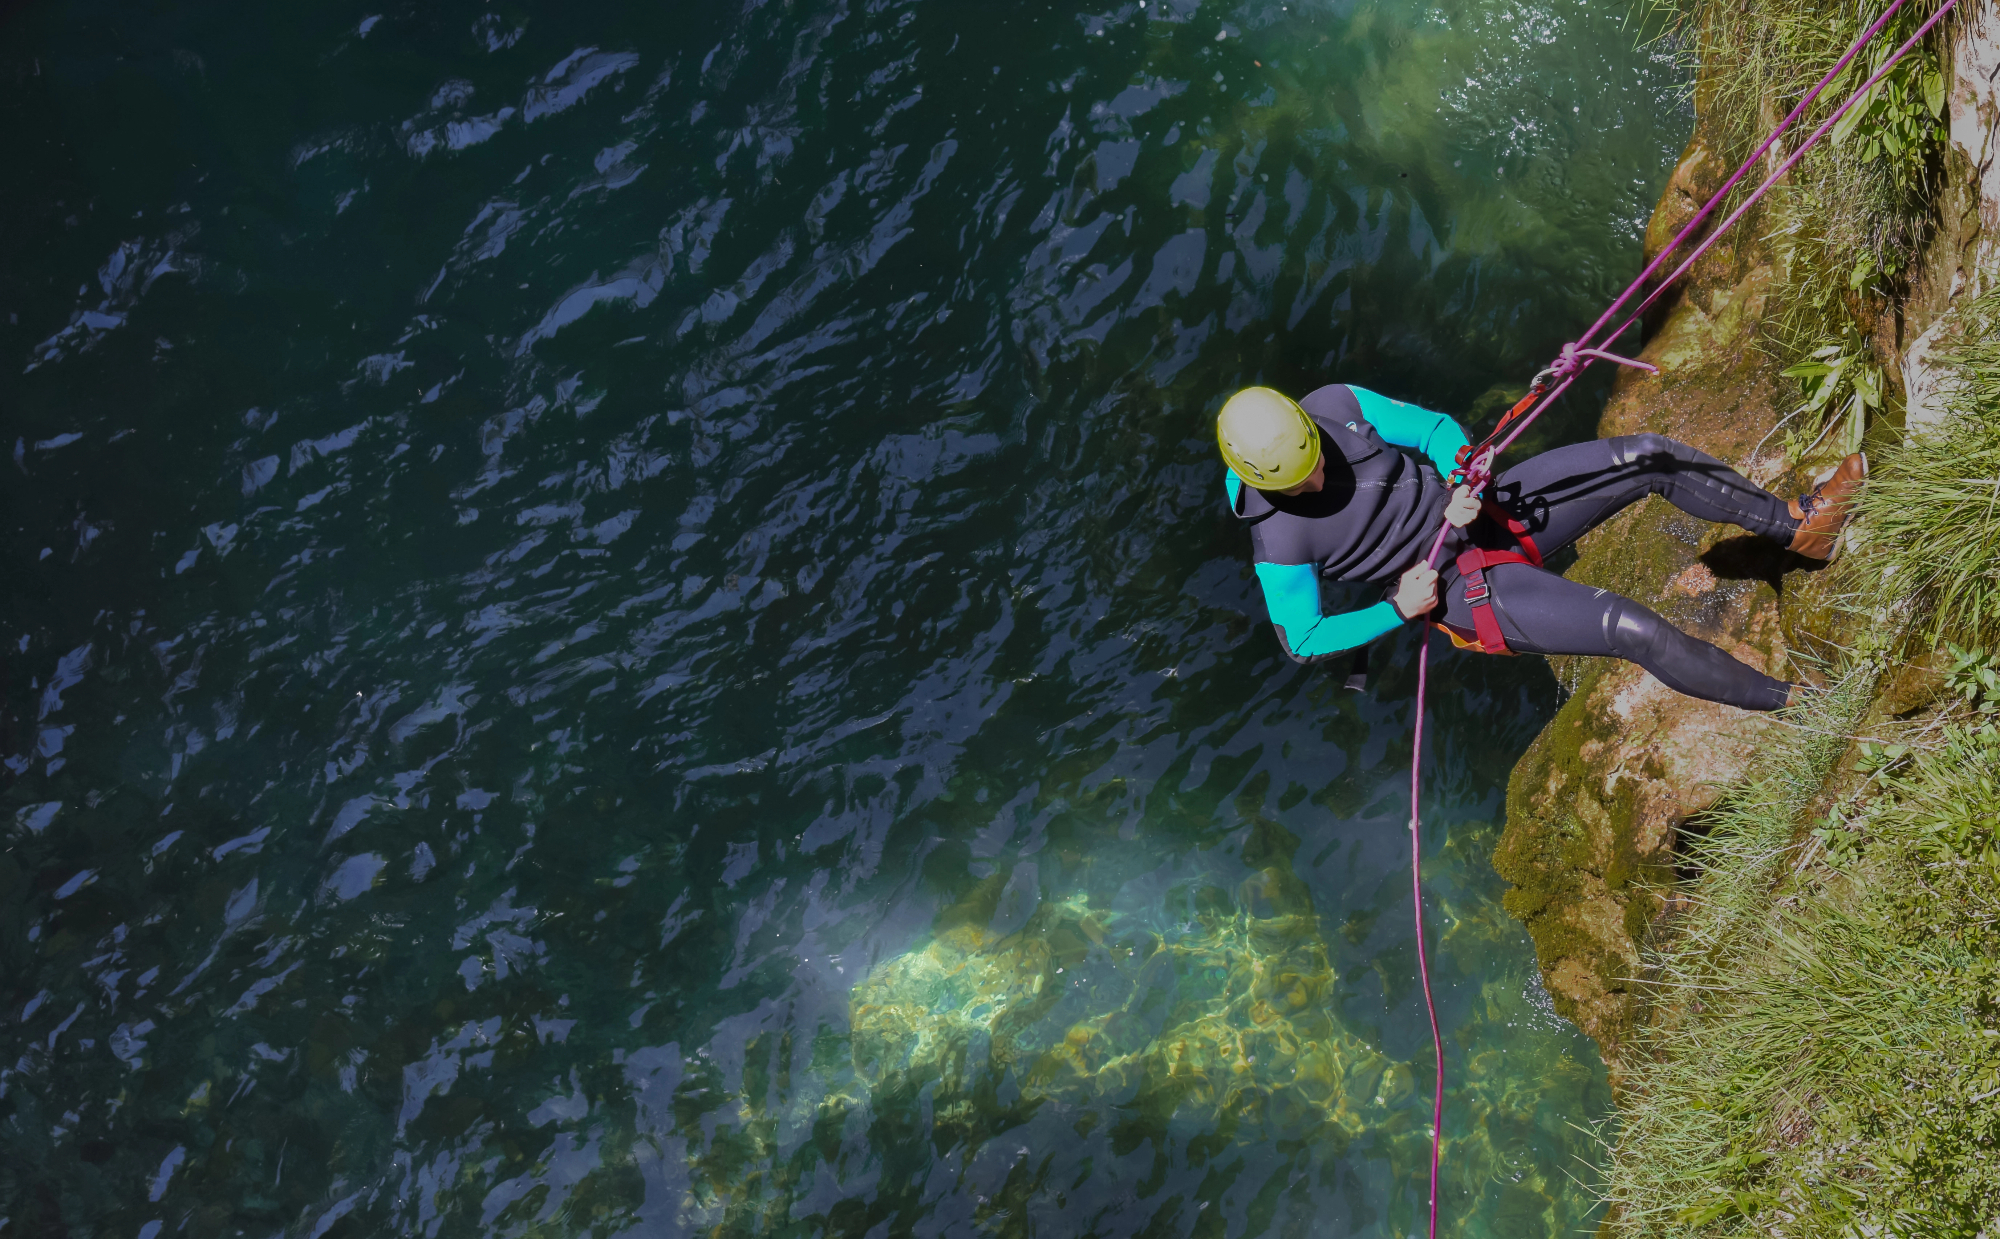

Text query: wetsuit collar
(1228, 472), (1281, 525)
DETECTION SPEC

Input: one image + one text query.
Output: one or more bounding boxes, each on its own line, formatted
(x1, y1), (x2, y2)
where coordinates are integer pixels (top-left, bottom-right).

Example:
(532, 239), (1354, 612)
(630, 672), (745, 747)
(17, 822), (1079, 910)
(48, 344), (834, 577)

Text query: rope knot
(1529, 342), (1584, 391)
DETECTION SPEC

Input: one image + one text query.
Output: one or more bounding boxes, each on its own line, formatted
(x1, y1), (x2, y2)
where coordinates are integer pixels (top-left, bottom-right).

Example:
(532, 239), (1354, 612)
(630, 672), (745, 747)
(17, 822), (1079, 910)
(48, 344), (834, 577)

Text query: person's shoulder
(1298, 383), (1361, 424)
(1249, 509), (1317, 566)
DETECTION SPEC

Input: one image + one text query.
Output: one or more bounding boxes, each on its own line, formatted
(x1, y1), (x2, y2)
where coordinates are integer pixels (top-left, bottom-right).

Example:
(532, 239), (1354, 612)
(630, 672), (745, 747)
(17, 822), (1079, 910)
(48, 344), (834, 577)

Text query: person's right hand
(1392, 562), (1440, 620)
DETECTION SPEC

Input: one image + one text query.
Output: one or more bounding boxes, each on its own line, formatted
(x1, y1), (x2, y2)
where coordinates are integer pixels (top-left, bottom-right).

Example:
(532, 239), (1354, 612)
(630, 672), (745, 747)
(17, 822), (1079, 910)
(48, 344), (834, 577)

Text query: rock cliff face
(1494, 4), (2000, 1078)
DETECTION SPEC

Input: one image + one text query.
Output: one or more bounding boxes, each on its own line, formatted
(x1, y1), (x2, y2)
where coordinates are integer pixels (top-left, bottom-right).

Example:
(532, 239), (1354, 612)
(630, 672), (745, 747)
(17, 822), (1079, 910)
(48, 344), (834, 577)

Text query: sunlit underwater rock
(643, 828), (1607, 1239)
(654, 826), (1608, 1239)
(847, 861), (1395, 1149)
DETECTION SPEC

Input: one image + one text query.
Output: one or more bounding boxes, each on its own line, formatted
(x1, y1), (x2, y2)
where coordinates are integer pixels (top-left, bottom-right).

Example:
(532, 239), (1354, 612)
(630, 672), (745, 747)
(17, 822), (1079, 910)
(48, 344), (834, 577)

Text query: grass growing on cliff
(1601, 668), (2000, 1236)
(1658, 0), (1952, 463)
(1852, 292), (2000, 645)
(1658, 0), (1950, 303)
(1598, 294), (2000, 1235)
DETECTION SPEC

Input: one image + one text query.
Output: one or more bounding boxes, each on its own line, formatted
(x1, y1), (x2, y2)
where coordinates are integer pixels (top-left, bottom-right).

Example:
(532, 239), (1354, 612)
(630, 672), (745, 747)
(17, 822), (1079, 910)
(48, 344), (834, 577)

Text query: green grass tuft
(1600, 665), (2000, 1237)
(1851, 292), (2000, 646)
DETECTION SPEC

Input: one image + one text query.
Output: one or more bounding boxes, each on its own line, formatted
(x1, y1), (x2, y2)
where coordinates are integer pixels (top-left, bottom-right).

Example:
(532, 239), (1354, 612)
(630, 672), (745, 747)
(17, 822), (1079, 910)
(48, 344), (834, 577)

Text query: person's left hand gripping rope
(1443, 484), (1481, 530)
(1393, 486), (1484, 621)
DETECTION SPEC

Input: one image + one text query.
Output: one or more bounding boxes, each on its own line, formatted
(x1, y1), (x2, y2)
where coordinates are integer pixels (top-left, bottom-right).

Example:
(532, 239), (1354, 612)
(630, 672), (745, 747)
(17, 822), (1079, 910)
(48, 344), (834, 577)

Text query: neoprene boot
(1787, 452), (1868, 560)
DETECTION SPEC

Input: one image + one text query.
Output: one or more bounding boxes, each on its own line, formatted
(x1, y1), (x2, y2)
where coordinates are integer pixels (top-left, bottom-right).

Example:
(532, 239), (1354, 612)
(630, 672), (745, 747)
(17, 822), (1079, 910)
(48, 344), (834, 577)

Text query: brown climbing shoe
(1787, 452), (1868, 560)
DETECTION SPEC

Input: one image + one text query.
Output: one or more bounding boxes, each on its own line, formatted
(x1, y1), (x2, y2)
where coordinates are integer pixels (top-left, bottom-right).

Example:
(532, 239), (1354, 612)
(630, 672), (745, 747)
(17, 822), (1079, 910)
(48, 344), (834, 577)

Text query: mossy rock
(1490, 119), (1869, 1079)
(1875, 636), (1952, 718)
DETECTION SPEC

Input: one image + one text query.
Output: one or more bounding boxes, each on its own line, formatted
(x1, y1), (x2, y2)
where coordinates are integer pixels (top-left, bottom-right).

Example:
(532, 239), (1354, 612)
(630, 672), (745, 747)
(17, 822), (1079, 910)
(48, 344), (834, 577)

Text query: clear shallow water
(0, 2), (1684, 1236)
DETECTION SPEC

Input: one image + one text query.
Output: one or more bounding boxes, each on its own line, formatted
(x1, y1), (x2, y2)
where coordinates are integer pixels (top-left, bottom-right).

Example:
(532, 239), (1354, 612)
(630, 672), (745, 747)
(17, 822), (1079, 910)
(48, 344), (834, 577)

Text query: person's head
(1217, 387), (1324, 495)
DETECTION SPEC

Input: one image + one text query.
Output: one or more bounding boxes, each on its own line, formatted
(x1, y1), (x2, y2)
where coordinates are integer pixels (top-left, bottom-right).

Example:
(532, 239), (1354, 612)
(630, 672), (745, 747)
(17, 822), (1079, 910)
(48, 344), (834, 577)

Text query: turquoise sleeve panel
(1254, 561), (1403, 662)
(1347, 385), (1470, 479)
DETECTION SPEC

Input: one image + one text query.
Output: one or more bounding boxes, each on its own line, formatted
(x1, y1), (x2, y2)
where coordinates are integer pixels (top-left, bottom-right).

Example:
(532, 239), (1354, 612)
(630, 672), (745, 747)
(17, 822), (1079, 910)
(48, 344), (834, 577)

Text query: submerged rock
(847, 863), (1394, 1147)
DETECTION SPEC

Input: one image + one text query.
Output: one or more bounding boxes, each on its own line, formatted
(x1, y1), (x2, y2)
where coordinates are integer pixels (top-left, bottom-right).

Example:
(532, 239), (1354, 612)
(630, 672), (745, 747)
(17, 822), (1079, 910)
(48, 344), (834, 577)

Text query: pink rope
(1402, 6), (1954, 1234)
(1463, 0), (1957, 489)
(1409, 514), (1455, 1239)
(1409, 630), (1445, 1238)
(1572, 0), (1917, 354)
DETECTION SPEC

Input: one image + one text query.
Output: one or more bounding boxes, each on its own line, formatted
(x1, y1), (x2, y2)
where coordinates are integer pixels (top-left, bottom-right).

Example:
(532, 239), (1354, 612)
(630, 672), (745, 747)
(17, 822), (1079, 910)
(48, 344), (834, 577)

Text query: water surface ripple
(0, 1), (1686, 1235)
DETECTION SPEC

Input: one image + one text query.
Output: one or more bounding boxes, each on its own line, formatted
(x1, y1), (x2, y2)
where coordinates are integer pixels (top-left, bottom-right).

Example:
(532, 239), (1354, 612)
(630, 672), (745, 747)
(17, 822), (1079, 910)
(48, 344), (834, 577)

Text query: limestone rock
(1494, 131), (1801, 1079)
(1951, 0), (2000, 282)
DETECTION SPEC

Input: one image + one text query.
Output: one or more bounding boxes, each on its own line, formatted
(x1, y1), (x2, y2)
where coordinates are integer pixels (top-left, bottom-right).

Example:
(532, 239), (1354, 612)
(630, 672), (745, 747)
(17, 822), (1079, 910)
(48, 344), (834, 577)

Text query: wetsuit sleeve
(1255, 562), (1403, 662)
(1347, 386), (1470, 479)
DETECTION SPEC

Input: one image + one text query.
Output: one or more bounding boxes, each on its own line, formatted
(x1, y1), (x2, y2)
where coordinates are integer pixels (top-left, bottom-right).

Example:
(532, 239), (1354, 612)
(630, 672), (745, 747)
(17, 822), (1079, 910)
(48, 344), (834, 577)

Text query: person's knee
(1607, 432), (1675, 468)
(1609, 596), (1740, 670)
(1605, 596), (1679, 663)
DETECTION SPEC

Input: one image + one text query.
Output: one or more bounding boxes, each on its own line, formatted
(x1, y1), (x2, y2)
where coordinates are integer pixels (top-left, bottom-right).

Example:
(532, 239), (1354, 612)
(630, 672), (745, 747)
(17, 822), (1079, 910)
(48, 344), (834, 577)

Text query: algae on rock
(1492, 129), (1812, 1069)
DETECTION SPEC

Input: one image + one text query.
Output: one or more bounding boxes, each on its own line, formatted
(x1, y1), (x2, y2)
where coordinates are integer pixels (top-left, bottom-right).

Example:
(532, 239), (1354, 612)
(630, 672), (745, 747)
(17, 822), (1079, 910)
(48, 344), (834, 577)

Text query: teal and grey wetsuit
(1227, 384), (1803, 711)
(1226, 383), (1467, 663)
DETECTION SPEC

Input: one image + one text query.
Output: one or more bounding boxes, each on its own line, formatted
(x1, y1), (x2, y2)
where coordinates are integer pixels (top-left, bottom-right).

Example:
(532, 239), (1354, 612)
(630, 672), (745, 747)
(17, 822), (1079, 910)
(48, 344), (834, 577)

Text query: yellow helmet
(1217, 387), (1321, 491)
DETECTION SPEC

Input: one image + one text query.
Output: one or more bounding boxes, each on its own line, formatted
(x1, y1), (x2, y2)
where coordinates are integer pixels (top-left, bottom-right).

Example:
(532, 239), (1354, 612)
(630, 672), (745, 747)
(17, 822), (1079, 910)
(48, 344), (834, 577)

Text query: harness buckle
(1463, 569), (1490, 604)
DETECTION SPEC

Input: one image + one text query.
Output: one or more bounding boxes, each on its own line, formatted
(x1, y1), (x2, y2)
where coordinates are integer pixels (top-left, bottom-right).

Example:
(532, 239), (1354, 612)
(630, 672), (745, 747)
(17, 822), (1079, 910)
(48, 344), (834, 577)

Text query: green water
(0, 1), (1687, 1235)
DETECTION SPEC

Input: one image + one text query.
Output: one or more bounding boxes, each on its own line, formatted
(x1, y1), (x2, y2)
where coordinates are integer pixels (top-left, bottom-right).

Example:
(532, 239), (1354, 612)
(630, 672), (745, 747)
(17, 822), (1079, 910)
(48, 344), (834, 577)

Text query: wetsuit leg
(1440, 562), (1792, 711)
(1489, 433), (1798, 553)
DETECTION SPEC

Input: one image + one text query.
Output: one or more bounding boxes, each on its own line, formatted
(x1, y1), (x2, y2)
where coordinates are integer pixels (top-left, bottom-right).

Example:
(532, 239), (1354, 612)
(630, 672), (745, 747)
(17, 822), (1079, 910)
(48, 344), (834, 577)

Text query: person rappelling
(1215, 383), (1868, 711)
(1215, 2), (1942, 1234)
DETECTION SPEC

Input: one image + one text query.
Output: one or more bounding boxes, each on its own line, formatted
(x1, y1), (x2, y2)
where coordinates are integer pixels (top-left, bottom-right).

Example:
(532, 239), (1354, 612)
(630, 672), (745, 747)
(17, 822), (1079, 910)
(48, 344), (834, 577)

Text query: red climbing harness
(1434, 500), (1546, 655)
(1402, 1), (1958, 1234)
